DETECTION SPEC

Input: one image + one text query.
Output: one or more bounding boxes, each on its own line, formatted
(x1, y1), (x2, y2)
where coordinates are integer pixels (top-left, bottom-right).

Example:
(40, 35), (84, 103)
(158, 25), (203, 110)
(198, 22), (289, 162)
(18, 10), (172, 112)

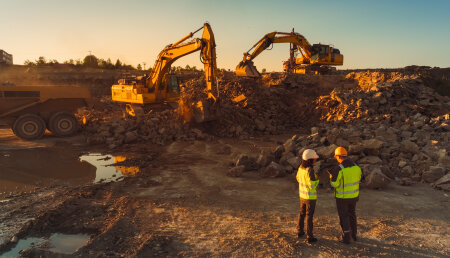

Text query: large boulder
(422, 166), (445, 183)
(358, 156), (382, 164)
(235, 154), (258, 171)
(273, 145), (285, 161)
(287, 156), (301, 169)
(124, 131), (138, 143)
(365, 169), (391, 189)
(433, 174), (450, 191)
(361, 139), (384, 150)
(256, 151), (274, 168)
(227, 166), (245, 177)
(280, 151), (295, 166)
(260, 162), (286, 178)
(283, 139), (297, 153)
(348, 144), (364, 155)
(434, 173), (450, 186)
(438, 155), (450, 168)
(401, 140), (419, 154)
(316, 144), (338, 159)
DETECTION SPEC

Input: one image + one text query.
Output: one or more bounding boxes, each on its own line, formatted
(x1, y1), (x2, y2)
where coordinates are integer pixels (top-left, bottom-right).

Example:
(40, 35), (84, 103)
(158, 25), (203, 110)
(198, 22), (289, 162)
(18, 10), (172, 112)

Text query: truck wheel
(48, 112), (78, 137)
(12, 114), (46, 140)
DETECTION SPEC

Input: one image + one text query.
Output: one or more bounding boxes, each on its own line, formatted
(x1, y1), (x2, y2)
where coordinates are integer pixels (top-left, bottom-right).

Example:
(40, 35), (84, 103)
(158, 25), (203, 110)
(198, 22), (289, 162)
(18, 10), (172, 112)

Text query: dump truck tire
(12, 114), (46, 140)
(48, 112), (78, 137)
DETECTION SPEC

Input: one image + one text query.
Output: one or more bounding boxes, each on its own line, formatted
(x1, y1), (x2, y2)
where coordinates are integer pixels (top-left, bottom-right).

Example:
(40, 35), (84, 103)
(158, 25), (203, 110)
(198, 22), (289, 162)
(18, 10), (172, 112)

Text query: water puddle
(0, 149), (139, 199)
(79, 153), (140, 183)
(1, 233), (89, 257)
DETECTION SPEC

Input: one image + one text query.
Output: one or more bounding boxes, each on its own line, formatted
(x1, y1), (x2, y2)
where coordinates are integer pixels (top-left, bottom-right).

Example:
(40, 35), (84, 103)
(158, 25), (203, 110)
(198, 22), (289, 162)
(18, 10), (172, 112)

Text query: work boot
(339, 233), (350, 244)
(297, 231), (305, 238)
(307, 237), (318, 243)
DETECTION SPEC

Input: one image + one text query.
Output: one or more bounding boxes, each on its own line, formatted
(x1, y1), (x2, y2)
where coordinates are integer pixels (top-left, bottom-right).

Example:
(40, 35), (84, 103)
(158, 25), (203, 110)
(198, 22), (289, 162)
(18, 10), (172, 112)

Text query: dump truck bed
(0, 85), (91, 125)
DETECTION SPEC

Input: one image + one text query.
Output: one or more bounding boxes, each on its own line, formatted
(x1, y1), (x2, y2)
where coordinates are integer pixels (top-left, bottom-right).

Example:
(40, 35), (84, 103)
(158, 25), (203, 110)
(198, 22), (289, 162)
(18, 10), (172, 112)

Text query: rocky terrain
(0, 65), (449, 257)
(77, 68), (450, 191)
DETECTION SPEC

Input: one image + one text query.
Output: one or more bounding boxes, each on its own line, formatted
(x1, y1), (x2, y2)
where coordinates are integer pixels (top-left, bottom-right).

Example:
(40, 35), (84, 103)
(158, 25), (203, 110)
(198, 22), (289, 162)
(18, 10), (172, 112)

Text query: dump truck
(0, 85), (91, 140)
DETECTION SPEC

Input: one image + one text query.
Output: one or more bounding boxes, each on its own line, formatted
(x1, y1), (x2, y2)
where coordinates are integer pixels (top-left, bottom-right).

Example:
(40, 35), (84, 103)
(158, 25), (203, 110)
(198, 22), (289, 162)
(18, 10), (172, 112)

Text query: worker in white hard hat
(296, 149), (319, 243)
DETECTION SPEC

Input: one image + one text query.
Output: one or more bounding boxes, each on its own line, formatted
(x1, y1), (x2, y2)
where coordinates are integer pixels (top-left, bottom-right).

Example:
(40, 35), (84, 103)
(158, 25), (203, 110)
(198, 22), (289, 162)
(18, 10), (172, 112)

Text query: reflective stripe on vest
(299, 181), (319, 188)
(331, 164), (361, 199)
(296, 167), (319, 200)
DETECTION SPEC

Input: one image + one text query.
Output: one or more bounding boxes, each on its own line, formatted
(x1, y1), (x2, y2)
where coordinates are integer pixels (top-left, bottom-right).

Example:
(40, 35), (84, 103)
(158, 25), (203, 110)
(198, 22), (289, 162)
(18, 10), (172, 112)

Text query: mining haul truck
(0, 85), (91, 140)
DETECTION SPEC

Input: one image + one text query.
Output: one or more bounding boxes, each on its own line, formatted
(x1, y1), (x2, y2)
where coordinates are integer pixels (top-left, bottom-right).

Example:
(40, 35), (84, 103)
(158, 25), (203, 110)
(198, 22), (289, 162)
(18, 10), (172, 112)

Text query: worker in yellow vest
(296, 149), (319, 243)
(328, 147), (362, 244)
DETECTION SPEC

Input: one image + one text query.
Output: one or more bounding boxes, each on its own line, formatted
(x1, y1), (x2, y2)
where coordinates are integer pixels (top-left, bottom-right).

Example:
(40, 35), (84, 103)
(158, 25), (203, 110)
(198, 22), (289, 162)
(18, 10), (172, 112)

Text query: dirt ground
(0, 128), (449, 257)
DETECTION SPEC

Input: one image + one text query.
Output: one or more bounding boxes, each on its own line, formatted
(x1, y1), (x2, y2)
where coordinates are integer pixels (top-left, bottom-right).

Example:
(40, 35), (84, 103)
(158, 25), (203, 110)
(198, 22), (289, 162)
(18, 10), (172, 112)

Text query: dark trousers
(297, 199), (316, 238)
(335, 198), (358, 238)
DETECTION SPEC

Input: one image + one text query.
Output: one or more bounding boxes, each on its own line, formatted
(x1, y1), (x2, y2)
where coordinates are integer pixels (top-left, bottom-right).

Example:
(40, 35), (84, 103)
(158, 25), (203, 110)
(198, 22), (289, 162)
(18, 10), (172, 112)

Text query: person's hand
(327, 171), (333, 179)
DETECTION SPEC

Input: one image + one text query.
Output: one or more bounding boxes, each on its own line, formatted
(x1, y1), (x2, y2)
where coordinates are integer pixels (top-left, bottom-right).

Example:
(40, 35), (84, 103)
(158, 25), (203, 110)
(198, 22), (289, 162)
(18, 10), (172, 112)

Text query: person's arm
(359, 166), (365, 183)
(307, 167), (319, 189)
(330, 168), (342, 188)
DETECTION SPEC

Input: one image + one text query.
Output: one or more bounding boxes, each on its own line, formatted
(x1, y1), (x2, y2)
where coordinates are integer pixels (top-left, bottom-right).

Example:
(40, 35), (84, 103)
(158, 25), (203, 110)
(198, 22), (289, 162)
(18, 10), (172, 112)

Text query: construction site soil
(0, 65), (449, 257)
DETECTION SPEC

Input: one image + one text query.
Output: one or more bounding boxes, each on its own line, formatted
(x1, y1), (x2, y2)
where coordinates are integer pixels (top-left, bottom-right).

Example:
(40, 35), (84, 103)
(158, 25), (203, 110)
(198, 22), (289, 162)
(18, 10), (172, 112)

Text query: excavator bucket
(235, 61), (261, 78)
(178, 98), (218, 123)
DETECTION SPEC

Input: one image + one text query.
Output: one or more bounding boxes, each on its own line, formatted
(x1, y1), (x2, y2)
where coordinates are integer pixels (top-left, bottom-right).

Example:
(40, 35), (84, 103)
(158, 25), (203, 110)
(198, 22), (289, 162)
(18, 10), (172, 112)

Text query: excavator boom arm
(148, 39), (203, 89)
(242, 32), (313, 62)
(236, 31), (314, 77)
(147, 23), (217, 98)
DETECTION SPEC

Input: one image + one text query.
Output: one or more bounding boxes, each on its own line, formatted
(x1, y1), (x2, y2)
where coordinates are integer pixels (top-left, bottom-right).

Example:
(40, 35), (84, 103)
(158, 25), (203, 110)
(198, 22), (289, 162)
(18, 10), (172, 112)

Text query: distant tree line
(23, 56), (233, 73)
(23, 55), (136, 70)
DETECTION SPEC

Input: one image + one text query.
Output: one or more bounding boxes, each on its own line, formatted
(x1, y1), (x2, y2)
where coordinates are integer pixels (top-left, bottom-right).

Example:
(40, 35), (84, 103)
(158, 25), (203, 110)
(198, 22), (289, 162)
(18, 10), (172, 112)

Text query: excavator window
(167, 75), (180, 93)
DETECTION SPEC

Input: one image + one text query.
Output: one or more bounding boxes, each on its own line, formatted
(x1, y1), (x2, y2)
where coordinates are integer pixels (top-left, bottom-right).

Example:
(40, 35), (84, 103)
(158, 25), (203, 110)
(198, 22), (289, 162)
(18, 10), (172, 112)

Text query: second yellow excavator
(236, 30), (343, 77)
(111, 23), (219, 122)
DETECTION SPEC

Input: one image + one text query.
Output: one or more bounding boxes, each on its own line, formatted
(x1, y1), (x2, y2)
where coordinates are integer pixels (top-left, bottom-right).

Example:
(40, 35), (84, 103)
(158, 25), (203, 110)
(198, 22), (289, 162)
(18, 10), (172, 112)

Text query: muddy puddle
(0, 149), (139, 199)
(1, 233), (89, 257)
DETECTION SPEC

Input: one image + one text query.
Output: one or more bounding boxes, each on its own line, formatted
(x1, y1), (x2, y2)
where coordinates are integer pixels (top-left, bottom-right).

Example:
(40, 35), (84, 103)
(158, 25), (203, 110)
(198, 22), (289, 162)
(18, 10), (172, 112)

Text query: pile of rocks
(80, 98), (209, 148)
(228, 71), (450, 190)
(209, 73), (339, 138)
(315, 73), (450, 123)
(81, 72), (336, 147)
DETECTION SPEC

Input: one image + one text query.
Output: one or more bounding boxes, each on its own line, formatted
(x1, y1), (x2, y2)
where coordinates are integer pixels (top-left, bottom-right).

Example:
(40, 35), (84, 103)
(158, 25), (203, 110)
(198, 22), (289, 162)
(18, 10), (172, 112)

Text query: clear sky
(1, 0), (449, 71)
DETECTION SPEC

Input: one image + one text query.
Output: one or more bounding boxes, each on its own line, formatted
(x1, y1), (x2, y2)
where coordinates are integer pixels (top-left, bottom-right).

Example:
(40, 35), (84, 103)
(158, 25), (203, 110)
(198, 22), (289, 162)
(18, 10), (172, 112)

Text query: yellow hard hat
(334, 147), (347, 157)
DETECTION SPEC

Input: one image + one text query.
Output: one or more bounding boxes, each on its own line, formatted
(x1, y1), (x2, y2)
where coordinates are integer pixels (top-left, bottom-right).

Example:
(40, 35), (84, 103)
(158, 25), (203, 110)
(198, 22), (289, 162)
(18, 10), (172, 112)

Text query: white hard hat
(302, 149), (319, 161)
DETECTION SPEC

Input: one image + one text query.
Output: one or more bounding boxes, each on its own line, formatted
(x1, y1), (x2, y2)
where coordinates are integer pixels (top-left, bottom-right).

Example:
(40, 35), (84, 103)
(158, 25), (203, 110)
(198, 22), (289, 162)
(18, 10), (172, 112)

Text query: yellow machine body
(236, 31), (344, 77)
(111, 23), (218, 122)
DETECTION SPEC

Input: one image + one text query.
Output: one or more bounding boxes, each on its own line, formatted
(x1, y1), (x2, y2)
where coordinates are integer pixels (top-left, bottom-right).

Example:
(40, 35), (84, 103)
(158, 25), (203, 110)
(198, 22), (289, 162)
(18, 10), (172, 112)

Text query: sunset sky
(1, 0), (449, 71)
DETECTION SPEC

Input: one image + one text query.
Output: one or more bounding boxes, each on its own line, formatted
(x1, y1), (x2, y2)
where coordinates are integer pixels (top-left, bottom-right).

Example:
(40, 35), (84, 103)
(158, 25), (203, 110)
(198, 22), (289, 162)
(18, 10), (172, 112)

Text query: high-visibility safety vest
(296, 167), (319, 200)
(331, 163), (362, 199)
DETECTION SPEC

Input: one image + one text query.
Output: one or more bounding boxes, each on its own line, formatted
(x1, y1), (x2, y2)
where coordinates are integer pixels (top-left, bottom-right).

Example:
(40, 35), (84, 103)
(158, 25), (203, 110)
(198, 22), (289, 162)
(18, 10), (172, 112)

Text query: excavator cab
(159, 74), (180, 102)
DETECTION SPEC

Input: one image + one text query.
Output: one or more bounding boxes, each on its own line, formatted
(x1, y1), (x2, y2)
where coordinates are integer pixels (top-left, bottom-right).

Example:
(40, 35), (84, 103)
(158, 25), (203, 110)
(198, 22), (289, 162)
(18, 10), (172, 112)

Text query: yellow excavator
(111, 23), (219, 122)
(236, 30), (343, 77)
